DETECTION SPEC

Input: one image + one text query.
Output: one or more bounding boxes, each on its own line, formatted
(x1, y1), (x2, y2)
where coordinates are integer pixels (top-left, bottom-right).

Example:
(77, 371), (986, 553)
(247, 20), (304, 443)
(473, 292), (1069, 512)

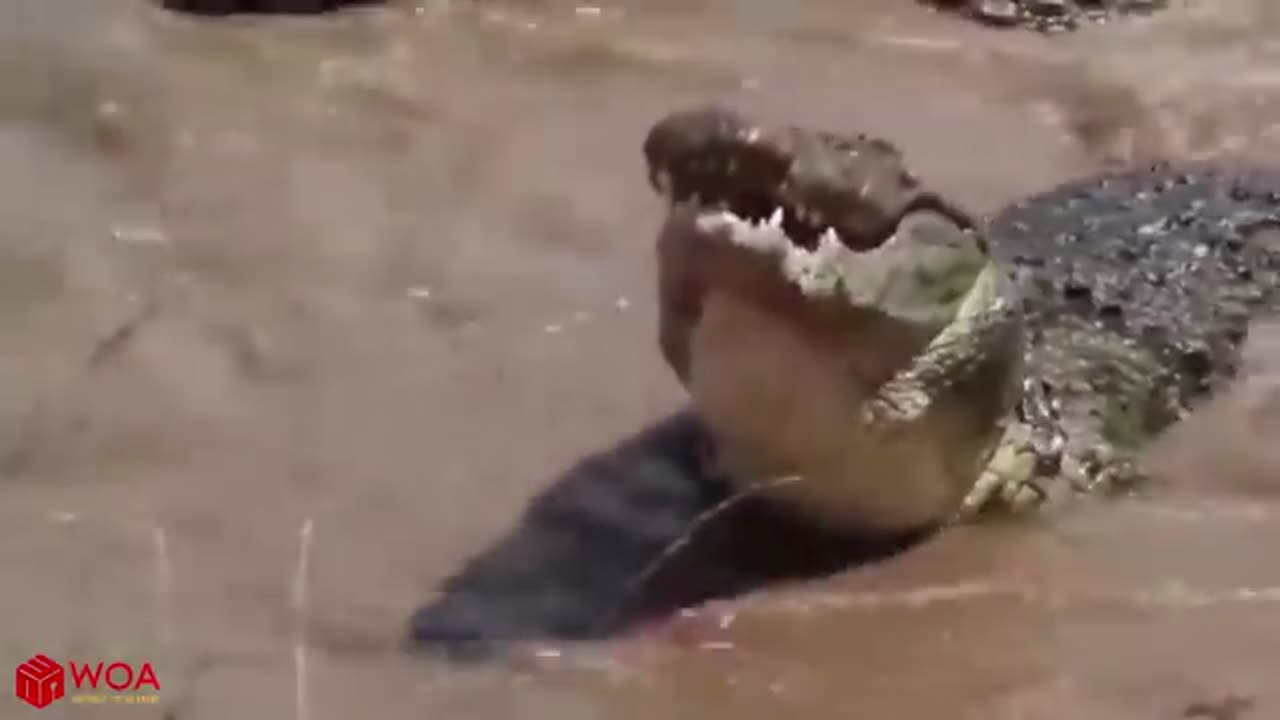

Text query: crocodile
(644, 105), (1280, 533)
(406, 107), (1280, 659)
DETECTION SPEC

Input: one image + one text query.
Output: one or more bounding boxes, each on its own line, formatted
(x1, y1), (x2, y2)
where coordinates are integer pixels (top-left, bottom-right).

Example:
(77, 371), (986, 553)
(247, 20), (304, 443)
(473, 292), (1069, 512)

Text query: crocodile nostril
(1097, 303), (1124, 326)
(1062, 280), (1091, 302)
(1177, 345), (1213, 382)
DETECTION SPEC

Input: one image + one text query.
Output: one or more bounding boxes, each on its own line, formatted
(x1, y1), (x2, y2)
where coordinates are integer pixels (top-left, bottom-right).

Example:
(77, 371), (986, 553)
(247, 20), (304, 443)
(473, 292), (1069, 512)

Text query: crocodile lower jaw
(693, 206), (855, 300)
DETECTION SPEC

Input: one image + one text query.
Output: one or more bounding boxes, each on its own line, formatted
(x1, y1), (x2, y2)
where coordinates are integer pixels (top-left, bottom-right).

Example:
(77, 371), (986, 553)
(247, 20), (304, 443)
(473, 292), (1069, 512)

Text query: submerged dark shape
(159, 0), (380, 16)
(407, 412), (929, 661)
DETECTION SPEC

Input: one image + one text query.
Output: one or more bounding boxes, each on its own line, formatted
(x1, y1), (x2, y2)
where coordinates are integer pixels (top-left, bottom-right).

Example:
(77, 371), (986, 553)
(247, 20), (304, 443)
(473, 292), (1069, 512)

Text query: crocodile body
(969, 166), (1280, 511)
(407, 110), (1280, 658)
(644, 106), (1280, 531)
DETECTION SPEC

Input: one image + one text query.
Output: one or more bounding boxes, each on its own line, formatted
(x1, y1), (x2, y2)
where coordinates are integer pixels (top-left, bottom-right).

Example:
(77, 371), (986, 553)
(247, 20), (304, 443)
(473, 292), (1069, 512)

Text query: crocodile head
(644, 105), (997, 342)
(643, 106), (1023, 533)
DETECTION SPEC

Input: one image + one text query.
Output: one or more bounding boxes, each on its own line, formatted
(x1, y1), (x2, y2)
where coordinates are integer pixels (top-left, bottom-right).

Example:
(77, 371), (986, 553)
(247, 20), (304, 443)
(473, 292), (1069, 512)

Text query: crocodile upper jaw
(642, 105), (981, 252)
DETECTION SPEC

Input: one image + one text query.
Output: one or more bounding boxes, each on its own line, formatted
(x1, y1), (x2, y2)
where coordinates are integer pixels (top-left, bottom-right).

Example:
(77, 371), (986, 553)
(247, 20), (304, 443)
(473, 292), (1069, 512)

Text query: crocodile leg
(857, 260), (1028, 520)
(957, 377), (1065, 518)
(961, 421), (1151, 519)
(958, 333), (1168, 519)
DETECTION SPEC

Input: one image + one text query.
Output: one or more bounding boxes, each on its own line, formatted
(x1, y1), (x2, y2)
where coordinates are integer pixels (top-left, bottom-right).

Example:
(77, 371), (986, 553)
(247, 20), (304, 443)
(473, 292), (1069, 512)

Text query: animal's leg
(957, 374), (1156, 520)
(956, 377), (1065, 519)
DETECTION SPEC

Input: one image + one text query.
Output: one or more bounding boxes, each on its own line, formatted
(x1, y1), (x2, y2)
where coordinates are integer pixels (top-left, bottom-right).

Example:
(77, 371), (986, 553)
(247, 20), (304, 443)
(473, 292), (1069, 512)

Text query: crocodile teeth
(820, 227), (840, 246)
(768, 207), (784, 228)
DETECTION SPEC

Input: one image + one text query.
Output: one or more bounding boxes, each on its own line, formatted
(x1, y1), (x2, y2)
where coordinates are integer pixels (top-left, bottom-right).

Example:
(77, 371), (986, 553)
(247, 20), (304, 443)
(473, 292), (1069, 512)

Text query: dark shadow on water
(407, 410), (936, 662)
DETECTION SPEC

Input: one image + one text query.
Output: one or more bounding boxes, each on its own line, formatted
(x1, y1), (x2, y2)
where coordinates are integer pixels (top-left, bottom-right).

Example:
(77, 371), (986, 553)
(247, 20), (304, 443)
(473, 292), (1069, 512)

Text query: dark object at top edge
(160, 0), (383, 16)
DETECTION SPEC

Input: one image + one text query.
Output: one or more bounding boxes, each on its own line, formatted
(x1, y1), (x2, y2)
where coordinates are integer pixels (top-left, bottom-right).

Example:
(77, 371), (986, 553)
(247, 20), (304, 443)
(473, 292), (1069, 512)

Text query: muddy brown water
(2, 0), (1280, 717)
